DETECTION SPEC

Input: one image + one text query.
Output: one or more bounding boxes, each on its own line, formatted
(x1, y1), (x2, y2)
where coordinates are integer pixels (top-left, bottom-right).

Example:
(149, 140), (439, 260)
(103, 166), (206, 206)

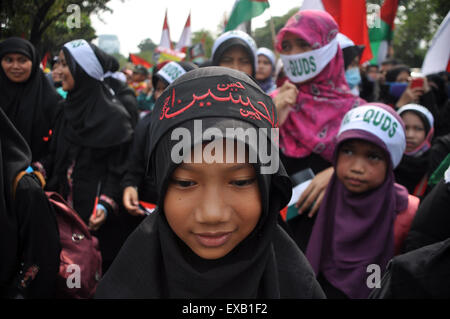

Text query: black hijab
(61, 40), (133, 148)
(0, 37), (60, 161)
(0, 107), (32, 293)
(95, 67), (324, 299)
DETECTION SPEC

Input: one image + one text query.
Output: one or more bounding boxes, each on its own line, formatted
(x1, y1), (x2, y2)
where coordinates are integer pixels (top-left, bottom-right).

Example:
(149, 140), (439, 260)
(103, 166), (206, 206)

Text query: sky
(90, 0), (303, 55)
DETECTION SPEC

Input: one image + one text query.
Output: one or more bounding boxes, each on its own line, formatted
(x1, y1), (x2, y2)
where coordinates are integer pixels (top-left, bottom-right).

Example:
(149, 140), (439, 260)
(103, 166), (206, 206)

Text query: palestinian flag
(301, 0), (373, 63)
(422, 11), (450, 75)
(368, 0), (398, 65)
(225, 0), (270, 32)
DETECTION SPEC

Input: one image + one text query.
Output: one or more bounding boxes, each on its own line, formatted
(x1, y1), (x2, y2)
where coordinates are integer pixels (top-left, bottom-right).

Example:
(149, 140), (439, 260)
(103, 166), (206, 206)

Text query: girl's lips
(346, 177), (364, 186)
(194, 232), (233, 248)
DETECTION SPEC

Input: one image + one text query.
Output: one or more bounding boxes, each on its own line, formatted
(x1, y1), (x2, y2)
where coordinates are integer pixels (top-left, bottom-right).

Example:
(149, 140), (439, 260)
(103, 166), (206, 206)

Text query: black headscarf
(0, 107), (31, 293)
(95, 67), (324, 299)
(0, 37), (60, 161)
(61, 40), (133, 148)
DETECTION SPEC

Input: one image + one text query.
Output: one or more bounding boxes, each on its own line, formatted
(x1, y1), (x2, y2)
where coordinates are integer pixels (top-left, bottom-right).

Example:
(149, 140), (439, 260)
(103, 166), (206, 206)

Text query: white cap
(397, 103), (434, 128)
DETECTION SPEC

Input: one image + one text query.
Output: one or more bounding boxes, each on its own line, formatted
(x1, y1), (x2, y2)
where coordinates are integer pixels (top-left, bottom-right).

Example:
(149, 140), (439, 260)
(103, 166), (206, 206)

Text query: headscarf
(211, 30), (258, 77)
(256, 47), (277, 94)
(0, 107), (32, 294)
(395, 104), (435, 194)
(95, 67), (323, 299)
(61, 39), (133, 148)
(306, 103), (409, 299)
(0, 37), (60, 161)
(275, 10), (365, 162)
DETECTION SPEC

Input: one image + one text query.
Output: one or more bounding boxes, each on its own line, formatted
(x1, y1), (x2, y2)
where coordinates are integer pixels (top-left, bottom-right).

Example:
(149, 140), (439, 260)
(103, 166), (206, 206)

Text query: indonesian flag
(301, 0), (373, 63)
(369, 0), (399, 65)
(159, 9), (173, 50)
(225, 0), (270, 32)
(422, 11), (450, 76)
(175, 12), (191, 54)
(129, 54), (152, 69)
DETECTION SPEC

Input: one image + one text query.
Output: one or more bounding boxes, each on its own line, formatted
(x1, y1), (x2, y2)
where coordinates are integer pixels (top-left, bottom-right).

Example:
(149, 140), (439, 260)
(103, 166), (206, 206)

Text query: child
(96, 67), (325, 298)
(395, 104), (434, 197)
(305, 103), (419, 299)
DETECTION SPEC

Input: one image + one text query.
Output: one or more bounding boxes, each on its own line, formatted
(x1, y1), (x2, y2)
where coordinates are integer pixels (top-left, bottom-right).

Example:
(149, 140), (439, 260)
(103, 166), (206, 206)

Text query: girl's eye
(368, 153), (383, 161)
(171, 179), (196, 188)
(341, 148), (353, 155)
(231, 178), (256, 187)
(281, 41), (291, 52)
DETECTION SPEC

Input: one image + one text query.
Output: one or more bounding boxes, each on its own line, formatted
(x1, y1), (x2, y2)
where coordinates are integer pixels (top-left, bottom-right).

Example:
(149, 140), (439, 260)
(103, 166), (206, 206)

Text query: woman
(95, 67), (325, 299)
(211, 30), (257, 77)
(0, 37), (61, 162)
(44, 39), (134, 273)
(0, 107), (60, 298)
(255, 47), (277, 94)
(274, 10), (366, 217)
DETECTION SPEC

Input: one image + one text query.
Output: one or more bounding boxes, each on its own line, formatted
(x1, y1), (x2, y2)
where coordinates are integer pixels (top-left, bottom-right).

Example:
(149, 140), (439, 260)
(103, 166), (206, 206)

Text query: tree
(252, 7), (299, 51)
(190, 29), (214, 58)
(0, 0), (117, 58)
(390, 0), (450, 67)
(138, 38), (157, 52)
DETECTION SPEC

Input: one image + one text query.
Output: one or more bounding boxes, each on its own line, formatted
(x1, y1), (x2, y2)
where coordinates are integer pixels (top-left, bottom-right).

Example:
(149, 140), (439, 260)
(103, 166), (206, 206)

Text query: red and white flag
(300, 0), (373, 63)
(422, 11), (450, 75)
(159, 9), (173, 50)
(175, 12), (191, 53)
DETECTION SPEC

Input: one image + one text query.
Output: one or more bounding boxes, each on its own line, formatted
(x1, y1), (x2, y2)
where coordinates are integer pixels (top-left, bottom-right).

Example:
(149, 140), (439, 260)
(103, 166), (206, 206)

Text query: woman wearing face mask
(336, 33), (365, 97)
(272, 10), (366, 219)
(0, 37), (61, 163)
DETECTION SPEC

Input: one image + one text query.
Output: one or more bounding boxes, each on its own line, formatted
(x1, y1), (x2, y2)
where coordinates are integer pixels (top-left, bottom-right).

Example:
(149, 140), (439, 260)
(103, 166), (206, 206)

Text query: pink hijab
(276, 10), (366, 161)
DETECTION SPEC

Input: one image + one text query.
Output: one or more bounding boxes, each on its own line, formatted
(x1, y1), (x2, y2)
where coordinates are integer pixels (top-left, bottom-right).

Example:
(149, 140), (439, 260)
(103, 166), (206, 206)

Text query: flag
(300, 0), (373, 63)
(421, 11), (450, 76)
(129, 53), (152, 69)
(176, 12), (191, 53)
(368, 0), (399, 65)
(159, 9), (173, 50)
(41, 52), (51, 70)
(156, 47), (186, 63)
(224, 0), (270, 32)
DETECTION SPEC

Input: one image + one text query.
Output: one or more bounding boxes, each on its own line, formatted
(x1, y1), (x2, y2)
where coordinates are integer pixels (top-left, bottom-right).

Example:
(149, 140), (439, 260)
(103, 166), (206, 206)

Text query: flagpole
(267, 3), (277, 53)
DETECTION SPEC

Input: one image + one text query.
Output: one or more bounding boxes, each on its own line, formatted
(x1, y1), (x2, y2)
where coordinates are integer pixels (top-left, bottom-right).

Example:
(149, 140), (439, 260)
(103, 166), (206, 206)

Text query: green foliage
(0, 0), (115, 57)
(391, 0), (450, 67)
(191, 29), (214, 58)
(253, 7), (300, 51)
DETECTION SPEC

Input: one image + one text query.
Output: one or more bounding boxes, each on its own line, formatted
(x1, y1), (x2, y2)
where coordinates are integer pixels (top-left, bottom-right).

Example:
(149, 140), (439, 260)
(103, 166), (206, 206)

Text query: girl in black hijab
(0, 37), (61, 162)
(0, 107), (60, 298)
(44, 39), (134, 273)
(95, 67), (325, 298)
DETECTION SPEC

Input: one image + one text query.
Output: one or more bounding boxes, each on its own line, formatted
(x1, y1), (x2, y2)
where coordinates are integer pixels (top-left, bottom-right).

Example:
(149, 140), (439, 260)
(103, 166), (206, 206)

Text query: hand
(123, 186), (145, 216)
(396, 81), (424, 108)
(88, 208), (107, 231)
(295, 167), (333, 218)
(273, 81), (298, 126)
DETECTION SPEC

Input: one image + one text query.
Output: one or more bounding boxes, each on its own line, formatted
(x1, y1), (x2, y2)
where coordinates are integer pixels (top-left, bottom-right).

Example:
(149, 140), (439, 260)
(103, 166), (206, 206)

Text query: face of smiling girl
(336, 139), (388, 194)
(164, 141), (262, 260)
(1, 53), (32, 83)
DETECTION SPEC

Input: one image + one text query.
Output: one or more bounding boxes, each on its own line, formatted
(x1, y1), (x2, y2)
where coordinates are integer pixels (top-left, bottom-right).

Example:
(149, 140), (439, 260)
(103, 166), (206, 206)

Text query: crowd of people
(1, 9), (449, 299)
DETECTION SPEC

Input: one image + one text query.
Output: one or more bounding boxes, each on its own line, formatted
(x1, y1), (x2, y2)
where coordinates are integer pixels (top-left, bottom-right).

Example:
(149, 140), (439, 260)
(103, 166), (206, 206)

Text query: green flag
(225, 0), (270, 32)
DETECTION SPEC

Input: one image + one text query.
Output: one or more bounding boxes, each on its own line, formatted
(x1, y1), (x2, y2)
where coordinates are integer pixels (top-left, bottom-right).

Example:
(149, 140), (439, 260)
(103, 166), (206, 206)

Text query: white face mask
(280, 37), (338, 83)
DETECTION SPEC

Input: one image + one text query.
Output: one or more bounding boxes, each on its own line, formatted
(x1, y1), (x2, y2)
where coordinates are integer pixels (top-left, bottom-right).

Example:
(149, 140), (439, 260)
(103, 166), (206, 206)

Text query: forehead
(401, 111), (424, 124)
(222, 45), (250, 57)
(341, 138), (384, 153)
(2, 52), (30, 60)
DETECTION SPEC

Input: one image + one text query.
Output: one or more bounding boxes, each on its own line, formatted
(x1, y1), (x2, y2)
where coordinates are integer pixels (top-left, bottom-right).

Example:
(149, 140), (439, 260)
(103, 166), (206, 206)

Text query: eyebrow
(178, 163), (251, 172)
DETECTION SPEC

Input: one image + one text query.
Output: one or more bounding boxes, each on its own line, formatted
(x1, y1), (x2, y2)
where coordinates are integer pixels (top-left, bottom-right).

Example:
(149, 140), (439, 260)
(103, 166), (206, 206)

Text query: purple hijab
(305, 106), (409, 299)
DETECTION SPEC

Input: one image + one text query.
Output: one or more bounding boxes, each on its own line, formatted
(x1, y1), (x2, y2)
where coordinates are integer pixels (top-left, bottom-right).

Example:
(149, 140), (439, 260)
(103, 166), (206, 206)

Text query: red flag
(128, 54), (152, 69)
(301, 0), (373, 63)
(41, 52), (50, 69)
